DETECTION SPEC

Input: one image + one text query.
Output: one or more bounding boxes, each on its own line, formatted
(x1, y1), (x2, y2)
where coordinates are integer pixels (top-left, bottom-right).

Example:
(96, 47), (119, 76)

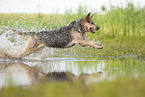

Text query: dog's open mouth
(90, 28), (96, 33)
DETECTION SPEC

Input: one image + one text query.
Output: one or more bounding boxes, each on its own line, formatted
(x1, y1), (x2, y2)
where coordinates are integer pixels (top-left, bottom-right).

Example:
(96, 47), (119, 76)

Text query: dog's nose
(97, 26), (99, 30)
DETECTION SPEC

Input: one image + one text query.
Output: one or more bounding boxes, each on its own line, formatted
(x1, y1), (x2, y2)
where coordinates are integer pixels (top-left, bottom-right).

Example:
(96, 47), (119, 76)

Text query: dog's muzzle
(90, 26), (99, 33)
(90, 28), (96, 33)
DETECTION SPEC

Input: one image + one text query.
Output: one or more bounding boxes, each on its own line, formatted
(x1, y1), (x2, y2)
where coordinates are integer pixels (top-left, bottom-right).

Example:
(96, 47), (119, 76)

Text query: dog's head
(82, 12), (99, 33)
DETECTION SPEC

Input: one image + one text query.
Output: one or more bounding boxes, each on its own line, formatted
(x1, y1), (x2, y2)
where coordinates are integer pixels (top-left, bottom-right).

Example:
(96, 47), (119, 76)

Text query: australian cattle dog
(7, 12), (103, 59)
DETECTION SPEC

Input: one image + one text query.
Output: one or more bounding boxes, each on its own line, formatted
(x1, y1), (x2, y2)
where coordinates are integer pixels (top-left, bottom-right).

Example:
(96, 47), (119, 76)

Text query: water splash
(0, 27), (56, 59)
(0, 30), (25, 59)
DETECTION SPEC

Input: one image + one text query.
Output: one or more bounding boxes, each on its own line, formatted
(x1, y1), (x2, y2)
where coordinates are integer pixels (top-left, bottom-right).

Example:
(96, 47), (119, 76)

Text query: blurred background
(0, 0), (145, 14)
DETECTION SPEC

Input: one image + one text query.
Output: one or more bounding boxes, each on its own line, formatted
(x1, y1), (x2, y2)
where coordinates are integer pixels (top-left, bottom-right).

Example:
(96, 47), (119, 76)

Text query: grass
(55, 36), (145, 58)
(0, 3), (145, 58)
(0, 3), (145, 37)
(0, 78), (145, 97)
(102, 3), (145, 37)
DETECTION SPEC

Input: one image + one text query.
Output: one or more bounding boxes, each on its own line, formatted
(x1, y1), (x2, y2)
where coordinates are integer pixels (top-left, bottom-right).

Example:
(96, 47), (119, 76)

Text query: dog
(7, 12), (103, 59)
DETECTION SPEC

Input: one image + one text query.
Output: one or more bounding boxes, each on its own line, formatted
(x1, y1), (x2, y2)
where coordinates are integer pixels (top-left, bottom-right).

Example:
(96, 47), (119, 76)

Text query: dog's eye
(88, 21), (91, 23)
(91, 22), (94, 24)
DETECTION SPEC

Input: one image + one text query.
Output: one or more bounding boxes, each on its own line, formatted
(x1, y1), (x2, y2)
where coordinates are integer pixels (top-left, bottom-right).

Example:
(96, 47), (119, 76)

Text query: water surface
(0, 56), (144, 88)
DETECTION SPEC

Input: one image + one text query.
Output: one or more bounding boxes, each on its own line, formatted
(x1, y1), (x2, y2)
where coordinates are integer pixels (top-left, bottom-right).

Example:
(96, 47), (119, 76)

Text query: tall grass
(64, 3), (145, 37)
(0, 2), (145, 57)
(0, 3), (144, 37)
(101, 3), (145, 37)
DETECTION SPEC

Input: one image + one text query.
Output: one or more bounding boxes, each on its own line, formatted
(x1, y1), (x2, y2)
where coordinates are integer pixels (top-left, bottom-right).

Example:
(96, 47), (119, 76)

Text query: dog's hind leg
(17, 36), (44, 59)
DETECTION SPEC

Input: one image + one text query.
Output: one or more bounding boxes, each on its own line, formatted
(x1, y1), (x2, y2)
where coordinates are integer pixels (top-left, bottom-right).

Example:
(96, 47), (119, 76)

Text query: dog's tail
(6, 27), (37, 36)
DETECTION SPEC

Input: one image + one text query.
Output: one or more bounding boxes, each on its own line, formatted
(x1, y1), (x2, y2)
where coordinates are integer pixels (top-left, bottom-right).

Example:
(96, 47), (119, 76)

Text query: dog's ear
(91, 14), (94, 18)
(87, 12), (91, 17)
(83, 12), (91, 22)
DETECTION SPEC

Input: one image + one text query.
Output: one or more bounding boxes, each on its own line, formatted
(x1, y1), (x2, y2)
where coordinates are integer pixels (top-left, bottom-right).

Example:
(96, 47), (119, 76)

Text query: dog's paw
(96, 45), (103, 49)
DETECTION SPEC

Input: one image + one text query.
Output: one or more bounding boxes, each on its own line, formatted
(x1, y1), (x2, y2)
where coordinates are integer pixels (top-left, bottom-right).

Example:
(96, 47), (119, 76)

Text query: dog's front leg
(65, 40), (78, 48)
(90, 41), (102, 46)
(79, 40), (103, 49)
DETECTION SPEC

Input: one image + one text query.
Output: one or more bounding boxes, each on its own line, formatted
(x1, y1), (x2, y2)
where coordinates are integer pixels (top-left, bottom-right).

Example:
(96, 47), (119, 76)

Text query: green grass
(0, 78), (145, 97)
(0, 3), (144, 36)
(0, 3), (145, 58)
(56, 36), (145, 58)
(102, 3), (145, 37)
(0, 2), (145, 58)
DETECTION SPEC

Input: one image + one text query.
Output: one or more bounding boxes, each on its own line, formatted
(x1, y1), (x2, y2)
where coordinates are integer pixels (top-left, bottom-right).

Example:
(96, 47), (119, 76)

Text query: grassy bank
(0, 3), (145, 58)
(101, 3), (145, 37)
(0, 3), (144, 36)
(56, 36), (145, 58)
(0, 78), (145, 97)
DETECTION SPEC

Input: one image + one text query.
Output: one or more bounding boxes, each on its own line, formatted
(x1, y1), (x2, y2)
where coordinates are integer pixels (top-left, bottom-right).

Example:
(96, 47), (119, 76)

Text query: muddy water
(0, 56), (144, 88)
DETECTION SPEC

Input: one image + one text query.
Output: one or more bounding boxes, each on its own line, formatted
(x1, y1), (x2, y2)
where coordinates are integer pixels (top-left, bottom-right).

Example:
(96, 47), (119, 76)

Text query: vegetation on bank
(0, 3), (145, 58)
(0, 3), (144, 36)
(0, 78), (145, 97)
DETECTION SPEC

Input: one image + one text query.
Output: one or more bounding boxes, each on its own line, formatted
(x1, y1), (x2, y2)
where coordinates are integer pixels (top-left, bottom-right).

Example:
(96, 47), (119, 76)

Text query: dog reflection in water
(0, 62), (103, 86)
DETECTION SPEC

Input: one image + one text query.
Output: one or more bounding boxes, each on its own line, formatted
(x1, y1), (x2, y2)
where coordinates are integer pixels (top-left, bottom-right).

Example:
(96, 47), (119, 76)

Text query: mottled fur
(7, 13), (103, 59)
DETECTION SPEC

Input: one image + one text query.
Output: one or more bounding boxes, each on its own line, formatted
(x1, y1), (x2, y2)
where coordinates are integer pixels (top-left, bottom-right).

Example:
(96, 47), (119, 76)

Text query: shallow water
(0, 56), (144, 88)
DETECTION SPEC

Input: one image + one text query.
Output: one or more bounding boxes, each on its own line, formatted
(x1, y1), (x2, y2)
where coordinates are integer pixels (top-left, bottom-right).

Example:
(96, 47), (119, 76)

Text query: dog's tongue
(91, 28), (95, 32)
(92, 28), (95, 32)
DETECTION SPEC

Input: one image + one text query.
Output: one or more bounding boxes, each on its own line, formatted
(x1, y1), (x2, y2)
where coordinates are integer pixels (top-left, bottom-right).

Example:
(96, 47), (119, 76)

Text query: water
(0, 27), (145, 88)
(0, 57), (144, 88)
